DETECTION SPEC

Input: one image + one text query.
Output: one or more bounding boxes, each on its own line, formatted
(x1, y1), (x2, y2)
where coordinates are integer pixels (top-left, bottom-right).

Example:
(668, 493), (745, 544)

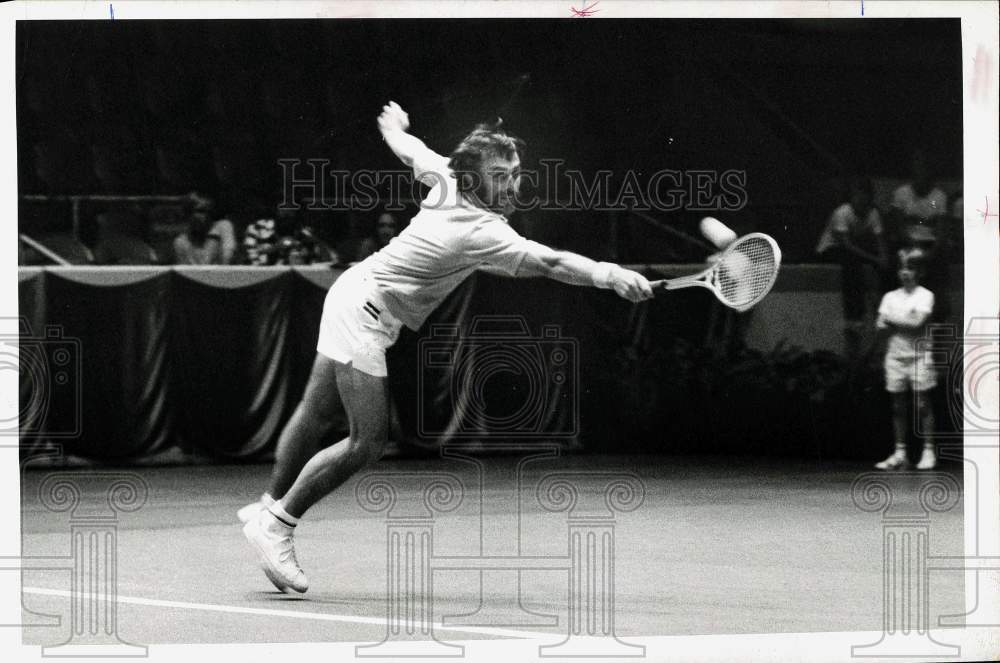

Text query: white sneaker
(243, 511), (308, 594)
(875, 451), (909, 471)
(237, 501), (265, 524)
(916, 447), (937, 470)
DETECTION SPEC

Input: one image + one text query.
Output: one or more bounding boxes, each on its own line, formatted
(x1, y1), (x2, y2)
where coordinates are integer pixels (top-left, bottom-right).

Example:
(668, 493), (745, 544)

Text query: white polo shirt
(878, 286), (935, 359)
(366, 145), (545, 330)
(891, 184), (947, 221)
(816, 203), (883, 255)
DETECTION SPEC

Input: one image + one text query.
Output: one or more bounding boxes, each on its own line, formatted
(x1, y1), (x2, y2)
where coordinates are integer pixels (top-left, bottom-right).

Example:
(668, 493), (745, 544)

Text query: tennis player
(242, 101), (653, 593)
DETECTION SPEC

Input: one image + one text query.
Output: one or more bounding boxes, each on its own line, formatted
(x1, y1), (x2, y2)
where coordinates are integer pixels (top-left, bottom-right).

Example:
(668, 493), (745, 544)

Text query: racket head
(710, 233), (782, 311)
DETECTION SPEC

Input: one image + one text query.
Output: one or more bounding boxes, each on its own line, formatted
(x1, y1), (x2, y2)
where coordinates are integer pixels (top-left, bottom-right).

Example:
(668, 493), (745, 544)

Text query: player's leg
(268, 354), (346, 499)
(237, 353), (344, 523)
(278, 361), (389, 518)
(243, 362), (388, 594)
(915, 389), (936, 469)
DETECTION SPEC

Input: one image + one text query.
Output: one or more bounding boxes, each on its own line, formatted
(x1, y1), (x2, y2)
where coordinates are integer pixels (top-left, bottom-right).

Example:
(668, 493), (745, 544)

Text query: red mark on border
(971, 45), (994, 104)
(571, 1), (600, 17)
(976, 197), (998, 224)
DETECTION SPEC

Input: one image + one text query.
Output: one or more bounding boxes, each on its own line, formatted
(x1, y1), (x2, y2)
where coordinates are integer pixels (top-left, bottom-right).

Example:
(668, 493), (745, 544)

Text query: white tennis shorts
(316, 264), (403, 377)
(884, 352), (937, 393)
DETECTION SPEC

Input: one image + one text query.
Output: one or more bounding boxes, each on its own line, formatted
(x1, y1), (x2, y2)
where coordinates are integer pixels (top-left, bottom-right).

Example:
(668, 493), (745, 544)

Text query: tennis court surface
(19, 454), (965, 650)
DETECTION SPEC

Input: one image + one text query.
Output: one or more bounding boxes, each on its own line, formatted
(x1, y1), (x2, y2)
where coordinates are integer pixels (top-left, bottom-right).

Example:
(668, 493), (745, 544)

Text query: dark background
(16, 19), (965, 463)
(17, 19), (963, 262)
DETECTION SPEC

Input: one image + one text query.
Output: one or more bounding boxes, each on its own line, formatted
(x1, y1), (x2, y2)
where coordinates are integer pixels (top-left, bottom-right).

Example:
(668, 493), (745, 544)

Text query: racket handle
(649, 278), (684, 292)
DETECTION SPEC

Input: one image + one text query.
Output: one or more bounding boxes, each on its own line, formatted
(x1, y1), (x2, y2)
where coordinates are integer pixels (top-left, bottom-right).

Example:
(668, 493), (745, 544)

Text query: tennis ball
(700, 217), (738, 250)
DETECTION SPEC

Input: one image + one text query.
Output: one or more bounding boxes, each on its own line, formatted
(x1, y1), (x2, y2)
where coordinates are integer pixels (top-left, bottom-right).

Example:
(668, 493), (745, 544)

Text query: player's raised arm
(377, 101), (450, 186)
(377, 101), (425, 166)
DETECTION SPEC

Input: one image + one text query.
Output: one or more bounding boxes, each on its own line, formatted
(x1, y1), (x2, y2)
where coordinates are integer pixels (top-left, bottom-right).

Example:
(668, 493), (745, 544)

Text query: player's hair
(448, 121), (525, 194)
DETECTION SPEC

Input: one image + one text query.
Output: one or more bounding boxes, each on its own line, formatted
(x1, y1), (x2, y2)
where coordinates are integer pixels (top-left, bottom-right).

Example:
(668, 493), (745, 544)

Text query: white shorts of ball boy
(884, 352), (937, 393)
(316, 264), (403, 378)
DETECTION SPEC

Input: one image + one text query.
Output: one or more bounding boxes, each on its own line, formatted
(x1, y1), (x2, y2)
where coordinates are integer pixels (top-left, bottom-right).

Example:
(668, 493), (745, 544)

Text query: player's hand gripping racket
(649, 233), (782, 311)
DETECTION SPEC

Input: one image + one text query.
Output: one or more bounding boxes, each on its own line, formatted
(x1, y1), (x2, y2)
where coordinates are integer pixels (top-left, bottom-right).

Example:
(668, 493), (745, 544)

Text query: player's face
(477, 153), (521, 215)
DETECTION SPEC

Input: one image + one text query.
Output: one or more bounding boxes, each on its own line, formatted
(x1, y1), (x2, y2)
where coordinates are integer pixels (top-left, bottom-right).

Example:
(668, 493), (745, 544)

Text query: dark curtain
(18, 265), (939, 463)
(170, 270), (292, 459)
(16, 270), (46, 451)
(41, 270), (173, 459)
(387, 272), (706, 453)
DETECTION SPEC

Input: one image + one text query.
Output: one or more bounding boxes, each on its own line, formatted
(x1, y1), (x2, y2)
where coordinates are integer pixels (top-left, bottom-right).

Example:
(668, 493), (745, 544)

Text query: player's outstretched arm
(377, 101), (430, 167)
(517, 246), (653, 303)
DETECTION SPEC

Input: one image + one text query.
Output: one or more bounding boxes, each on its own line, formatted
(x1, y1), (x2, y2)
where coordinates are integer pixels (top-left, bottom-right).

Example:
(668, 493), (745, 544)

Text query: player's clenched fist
(592, 262), (654, 302)
(377, 100), (409, 133)
(611, 268), (654, 302)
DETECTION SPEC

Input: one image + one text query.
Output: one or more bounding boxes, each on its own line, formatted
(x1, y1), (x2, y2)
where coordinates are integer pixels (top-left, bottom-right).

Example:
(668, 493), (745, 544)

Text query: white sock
(268, 501), (299, 528)
(261, 493), (276, 507)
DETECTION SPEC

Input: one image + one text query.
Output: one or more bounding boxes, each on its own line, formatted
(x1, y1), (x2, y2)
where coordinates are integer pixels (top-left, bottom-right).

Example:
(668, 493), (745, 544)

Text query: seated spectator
(888, 149), (948, 247)
(92, 208), (159, 265)
(172, 193), (237, 265)
(244, 206), (336, 266)
(355, 212), (400, 262)
(816, 177), (887, 357)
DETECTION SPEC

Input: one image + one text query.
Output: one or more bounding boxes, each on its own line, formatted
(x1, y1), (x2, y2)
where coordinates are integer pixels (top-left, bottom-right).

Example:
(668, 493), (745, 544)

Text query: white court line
(21, 587), (554, 640)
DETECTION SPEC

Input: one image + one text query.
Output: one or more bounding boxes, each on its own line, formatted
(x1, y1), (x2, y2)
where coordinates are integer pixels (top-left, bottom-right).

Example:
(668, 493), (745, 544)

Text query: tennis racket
(649, 233), (782, 312)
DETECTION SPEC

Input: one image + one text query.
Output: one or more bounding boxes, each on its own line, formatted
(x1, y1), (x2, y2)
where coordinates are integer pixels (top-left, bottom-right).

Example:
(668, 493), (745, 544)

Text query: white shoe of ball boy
(875, 450), (908, 471)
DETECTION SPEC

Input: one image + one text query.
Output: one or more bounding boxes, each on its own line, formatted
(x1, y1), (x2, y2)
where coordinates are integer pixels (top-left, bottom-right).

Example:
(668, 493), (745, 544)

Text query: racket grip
(648, 279), (674, 292)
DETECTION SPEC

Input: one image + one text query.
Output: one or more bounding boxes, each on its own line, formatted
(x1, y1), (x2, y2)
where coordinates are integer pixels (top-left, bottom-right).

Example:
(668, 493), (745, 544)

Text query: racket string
(716, 237), (778, 309)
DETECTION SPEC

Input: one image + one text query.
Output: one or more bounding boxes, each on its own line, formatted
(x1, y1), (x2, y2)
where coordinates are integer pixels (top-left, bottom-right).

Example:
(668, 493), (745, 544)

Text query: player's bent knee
(299, 405), (339, 437)
(345, 433), (387, 468)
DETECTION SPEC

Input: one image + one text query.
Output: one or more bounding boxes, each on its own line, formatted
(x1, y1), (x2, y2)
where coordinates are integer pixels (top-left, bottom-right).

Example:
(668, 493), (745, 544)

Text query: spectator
(874, 248), (937, 471)
(888, 151), (954, 323)
(244, 206), (336, 265)
(92, 207), (159, 265)
(172, 193), (237, 265)
(888, 149), (947, 247)
(816, 177), (887, 357)
(355, 212), (400, 262)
